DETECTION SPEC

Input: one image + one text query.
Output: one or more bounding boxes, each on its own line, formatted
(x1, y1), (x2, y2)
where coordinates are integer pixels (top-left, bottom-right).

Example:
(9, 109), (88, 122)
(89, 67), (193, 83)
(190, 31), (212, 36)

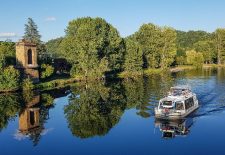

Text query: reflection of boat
(155, 118), (193, 139)
(155, 86), (199, 119)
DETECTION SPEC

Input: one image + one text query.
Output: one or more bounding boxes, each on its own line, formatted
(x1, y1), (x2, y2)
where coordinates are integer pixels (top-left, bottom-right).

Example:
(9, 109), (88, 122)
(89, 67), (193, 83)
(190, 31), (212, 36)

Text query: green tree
(0, 66), (20, 92)
(135, 24), (176, 69)
(23, 18), (46, 62)
(0, 41), (16, 66)
(214, 28), (225, 64)
(40, 64), (54, 79)
(123, 39), (143, 73)
(45, 37), (64, 58)
(60, 17), (124, 79)
(194, 40), (215, 64)
(23, 18), (41, 43)
(186, 50), (204, 68)
(160, 27), (177, 69)
(135, 23), (161, 68)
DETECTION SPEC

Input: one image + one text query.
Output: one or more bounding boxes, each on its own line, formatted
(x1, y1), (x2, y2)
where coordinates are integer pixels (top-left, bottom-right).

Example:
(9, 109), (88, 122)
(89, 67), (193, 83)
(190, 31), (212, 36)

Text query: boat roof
(160, 95), (189, 102)
(170, 85), (191, 90)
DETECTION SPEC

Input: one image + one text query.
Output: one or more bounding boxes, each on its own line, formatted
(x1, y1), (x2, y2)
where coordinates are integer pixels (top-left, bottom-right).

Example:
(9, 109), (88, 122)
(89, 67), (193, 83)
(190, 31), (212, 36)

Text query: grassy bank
(35, 77), (77, 91)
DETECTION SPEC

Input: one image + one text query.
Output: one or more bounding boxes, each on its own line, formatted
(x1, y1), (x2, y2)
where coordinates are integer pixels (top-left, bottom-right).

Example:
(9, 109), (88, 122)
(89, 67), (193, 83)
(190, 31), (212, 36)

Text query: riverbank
(119, 64), (225, 78)
(1, 64), (225, 93)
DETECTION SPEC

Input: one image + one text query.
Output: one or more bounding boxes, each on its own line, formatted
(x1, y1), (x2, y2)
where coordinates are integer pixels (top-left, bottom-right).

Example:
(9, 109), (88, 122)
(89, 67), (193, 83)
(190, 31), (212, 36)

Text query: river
(0, 68), (225, 155)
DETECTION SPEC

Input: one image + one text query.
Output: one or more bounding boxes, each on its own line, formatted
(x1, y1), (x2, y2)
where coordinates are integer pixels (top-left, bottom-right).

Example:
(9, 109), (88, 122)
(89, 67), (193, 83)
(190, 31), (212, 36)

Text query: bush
(41, 64), (54, 79)
(22, 78), (34, 91)
(0, 66), (20, 92)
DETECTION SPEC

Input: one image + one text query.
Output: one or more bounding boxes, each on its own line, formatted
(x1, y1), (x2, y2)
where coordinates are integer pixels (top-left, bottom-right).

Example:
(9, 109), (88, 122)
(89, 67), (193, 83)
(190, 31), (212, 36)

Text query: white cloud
(45, 16), (56, 22)
(0, 32), (17, 38)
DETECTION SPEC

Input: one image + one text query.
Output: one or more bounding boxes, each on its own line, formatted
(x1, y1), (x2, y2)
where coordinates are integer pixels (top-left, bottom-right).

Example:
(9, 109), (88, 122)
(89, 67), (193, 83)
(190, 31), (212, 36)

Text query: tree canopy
(60, 17), (125, 79)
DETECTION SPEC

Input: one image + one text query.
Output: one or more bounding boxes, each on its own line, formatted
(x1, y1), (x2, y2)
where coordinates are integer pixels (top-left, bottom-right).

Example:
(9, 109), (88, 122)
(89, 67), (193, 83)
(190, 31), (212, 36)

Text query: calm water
(1, 68), (225, 155)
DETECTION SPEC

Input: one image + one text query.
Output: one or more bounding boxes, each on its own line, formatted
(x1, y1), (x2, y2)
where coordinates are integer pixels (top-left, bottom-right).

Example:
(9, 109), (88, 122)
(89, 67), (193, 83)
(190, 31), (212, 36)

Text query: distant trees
(45, 37), (63, 58)
(214, 28), (225, 64)
(60, 17), (125, 80)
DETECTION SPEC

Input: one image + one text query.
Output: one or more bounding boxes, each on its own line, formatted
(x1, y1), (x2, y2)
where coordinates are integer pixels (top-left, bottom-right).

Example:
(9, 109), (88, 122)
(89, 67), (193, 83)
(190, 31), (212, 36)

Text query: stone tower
(16, 39), (39, 83)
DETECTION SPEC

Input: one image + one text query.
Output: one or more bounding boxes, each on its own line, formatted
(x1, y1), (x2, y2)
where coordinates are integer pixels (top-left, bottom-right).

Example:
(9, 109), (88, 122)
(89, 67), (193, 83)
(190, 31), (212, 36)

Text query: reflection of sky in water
(0, 69), (225, 155)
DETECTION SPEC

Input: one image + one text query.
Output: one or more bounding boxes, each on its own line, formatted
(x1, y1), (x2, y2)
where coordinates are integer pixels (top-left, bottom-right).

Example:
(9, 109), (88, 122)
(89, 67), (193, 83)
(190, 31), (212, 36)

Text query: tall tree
(60, 17), (124, 79)
(23, 18), (41, 44)
(194, 40), (215, 64)
(23, 18), (47, 62)
(135, 23), (161, 68)
(214, 28), (225, 64)
(160, 27), (177, 69)
(123, 39), (143, 73)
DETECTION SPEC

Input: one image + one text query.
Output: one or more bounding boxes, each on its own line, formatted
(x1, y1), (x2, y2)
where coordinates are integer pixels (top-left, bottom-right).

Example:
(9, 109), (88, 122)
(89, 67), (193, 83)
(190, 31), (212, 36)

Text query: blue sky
(0, 0), (225, 42)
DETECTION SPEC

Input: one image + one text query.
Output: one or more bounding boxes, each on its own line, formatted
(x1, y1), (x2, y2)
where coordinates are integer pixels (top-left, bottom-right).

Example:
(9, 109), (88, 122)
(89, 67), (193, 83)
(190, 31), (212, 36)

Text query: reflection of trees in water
(123, 78), (150, 118)
(0, 94), (21, 131)
(64, 75), (175, 139)
(64, 81), (126, 138)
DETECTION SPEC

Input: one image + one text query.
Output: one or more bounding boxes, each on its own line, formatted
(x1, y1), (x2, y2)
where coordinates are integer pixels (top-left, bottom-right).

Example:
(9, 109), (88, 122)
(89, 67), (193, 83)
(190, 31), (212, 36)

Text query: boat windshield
(162, 101), (173, 106)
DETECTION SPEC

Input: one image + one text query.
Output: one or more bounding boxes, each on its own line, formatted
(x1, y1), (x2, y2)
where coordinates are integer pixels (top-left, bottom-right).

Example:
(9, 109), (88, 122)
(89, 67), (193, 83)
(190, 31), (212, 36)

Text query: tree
(214, 28), (225, 64)
(160, 27), (177, 69)
(135, 23), (161, 68)
(23, 18), (41, 44)
(123, 39), (143, 73)
(23, 18), (46, 62)
(40, 64), (54, 79)
(45, 37), (64, 58)
(0, 66), (20, 92)
(194, 40), (215, 64)
(186, 50), (204, 68)
(0, 41), (16, 66)
(60, 17), (124, 79)
(135, 24), (177, 69)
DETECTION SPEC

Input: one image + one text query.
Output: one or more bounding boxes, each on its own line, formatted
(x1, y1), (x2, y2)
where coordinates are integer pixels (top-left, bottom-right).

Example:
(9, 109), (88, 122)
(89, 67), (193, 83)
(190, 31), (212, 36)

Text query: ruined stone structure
(16, 39), (39, 83)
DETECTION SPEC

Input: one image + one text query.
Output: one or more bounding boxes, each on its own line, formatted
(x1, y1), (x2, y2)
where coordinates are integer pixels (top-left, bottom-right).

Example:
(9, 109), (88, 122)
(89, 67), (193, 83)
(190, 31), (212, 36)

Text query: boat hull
(155, 105), (199, 120)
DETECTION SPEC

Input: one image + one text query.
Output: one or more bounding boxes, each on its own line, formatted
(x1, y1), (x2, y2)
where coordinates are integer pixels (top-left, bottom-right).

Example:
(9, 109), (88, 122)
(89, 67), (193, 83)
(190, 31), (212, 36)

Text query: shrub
(41, 64), (54, 79)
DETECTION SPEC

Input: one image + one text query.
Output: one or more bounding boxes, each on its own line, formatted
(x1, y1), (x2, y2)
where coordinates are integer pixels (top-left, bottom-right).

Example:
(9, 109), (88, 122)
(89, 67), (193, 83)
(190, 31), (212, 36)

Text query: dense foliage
(60, 17), (125, 79)
(40, 64), (54, 79)
(0, 66), (20, 91)
(0, 41), (16, 66)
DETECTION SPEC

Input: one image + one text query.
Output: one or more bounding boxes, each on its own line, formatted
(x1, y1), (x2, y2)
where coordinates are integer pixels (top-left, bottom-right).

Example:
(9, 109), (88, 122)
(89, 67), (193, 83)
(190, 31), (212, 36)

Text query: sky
(0, 0), (225, 42)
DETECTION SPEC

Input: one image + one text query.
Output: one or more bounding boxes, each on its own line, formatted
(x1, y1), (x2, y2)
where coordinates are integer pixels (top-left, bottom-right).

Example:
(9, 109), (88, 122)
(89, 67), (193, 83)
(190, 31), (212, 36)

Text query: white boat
(155, 86), (199, 120)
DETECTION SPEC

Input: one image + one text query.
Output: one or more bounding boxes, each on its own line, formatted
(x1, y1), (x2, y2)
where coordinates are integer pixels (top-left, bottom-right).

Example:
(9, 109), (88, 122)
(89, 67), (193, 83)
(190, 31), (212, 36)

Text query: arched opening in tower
(28, 49), (32, 65)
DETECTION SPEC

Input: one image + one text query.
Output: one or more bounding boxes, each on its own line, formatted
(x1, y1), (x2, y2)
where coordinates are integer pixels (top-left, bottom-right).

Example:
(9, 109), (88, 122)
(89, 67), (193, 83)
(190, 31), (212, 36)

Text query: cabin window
(163, 101), (173, 106)
(175, 102), (184, 110)
(185, 97), (194, 110)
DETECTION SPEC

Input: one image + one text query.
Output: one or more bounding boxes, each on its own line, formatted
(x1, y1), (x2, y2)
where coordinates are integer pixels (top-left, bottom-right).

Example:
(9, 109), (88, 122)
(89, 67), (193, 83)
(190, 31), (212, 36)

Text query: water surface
(1, 68), (225, 155)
